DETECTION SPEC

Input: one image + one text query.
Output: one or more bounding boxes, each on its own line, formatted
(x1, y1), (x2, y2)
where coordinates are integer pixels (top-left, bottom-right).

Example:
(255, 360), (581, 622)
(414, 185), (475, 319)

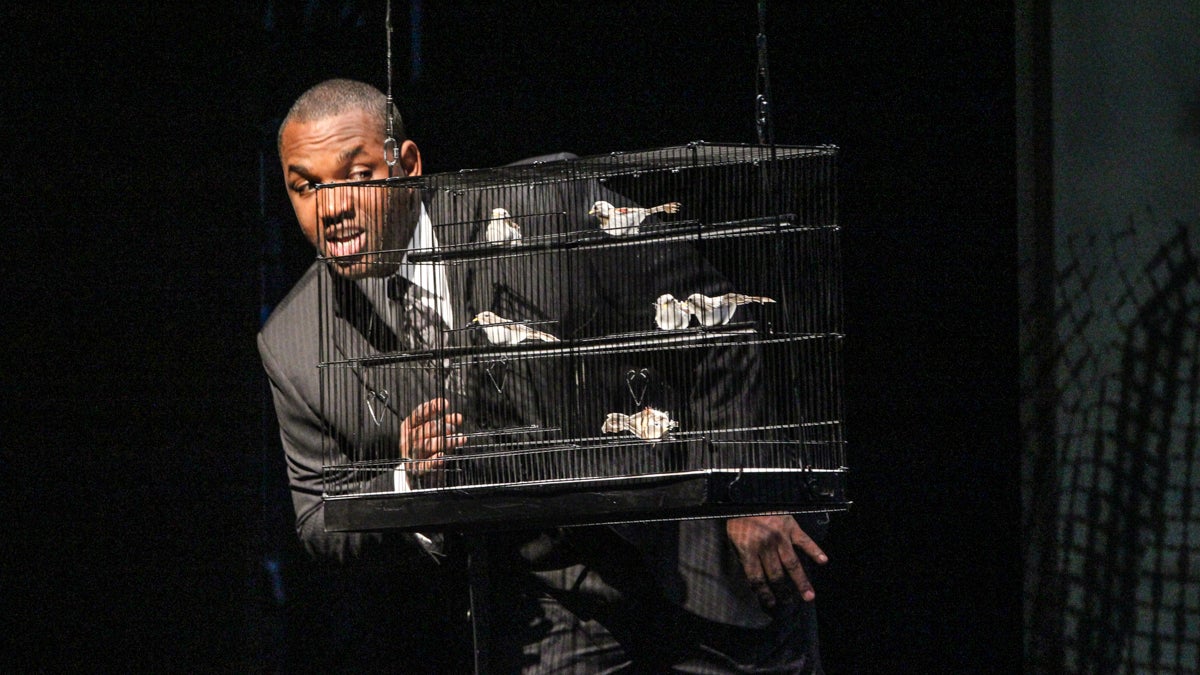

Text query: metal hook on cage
(728, 467), (745, 497)
(384, 136), (399, 168)
(625, 368), (650, 407)
(485, 358), (509, 394)
(383, 0), (399, 168)
(366, 387), (390, 427)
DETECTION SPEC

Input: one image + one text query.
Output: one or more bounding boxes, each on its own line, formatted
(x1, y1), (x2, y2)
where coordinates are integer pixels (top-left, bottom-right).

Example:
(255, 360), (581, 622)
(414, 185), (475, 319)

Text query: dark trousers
(479, 531), (820, 675)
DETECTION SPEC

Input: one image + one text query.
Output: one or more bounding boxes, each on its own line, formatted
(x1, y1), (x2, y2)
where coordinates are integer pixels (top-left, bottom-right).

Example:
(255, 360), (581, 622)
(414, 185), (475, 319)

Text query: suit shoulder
(260, 262), (323, 346)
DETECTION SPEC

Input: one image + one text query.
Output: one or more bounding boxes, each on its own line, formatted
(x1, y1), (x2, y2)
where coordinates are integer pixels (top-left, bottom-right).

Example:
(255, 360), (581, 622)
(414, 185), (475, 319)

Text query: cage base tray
(324, 470), (848, 532)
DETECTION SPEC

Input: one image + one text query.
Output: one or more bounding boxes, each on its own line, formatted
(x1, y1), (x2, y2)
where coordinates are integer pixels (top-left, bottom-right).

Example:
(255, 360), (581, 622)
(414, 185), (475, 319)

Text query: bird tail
(651, 202), (682, 214)
(732, 293), (777, 305)
(602, 413), (631, 434)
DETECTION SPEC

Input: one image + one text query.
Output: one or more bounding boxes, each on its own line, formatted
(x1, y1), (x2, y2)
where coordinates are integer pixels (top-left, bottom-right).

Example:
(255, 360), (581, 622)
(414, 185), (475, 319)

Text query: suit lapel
(329, 273), (404, 420)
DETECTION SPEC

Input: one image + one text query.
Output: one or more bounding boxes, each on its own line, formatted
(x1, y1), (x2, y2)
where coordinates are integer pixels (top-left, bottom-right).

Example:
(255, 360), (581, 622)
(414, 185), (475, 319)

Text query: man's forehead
(281, 112), (383, 164)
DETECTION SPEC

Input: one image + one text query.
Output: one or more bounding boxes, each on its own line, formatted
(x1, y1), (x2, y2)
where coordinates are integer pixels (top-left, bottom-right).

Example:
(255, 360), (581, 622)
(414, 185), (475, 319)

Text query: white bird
(684, 292), (777, 326)
(601, 407), (678, 442)
(471, 311), (559, 345)
(588, 200), (681, 236)
(486, 207), (522, 244)
(653, 293), (693, 330)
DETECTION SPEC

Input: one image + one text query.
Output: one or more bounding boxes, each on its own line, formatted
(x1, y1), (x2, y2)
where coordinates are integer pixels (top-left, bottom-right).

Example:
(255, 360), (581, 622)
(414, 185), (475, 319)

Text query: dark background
(5, 2), (1017, 671)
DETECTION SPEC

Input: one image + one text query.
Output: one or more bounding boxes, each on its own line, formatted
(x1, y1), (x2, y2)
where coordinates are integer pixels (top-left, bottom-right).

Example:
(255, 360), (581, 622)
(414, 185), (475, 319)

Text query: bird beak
(587, 207), (596, 215)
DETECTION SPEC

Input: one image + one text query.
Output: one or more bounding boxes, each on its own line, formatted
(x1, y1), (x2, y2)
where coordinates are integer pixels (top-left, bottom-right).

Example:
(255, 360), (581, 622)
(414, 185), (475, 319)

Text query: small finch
(486, 207), (522, 244)
(588, 200), (681, 236)
(653, 293), (693, 330)
(471, 311), (560, 345)
(684, 292), (777, 326)
(602, 407), (679, 442)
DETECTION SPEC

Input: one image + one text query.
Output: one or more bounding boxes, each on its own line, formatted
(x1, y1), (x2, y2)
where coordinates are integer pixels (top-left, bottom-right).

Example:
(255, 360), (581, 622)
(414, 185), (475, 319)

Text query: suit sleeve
(258, 331), (390, 562)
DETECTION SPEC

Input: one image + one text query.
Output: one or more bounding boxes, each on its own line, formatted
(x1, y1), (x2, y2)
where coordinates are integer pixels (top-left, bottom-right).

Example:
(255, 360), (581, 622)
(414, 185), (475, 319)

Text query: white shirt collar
(394, 203), (454, 325)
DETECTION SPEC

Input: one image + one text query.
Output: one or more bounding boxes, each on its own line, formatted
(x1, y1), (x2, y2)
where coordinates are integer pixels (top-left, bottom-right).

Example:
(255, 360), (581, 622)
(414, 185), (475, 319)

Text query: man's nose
(319, 184), (356, 224)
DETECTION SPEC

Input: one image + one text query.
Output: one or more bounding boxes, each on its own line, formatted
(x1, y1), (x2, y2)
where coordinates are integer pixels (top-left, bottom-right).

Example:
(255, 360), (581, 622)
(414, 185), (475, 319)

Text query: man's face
(279, 109), (422, 278)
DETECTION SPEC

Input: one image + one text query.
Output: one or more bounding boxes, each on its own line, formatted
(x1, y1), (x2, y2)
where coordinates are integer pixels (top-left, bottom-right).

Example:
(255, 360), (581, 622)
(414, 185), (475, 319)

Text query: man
(259, 78), (830, 673)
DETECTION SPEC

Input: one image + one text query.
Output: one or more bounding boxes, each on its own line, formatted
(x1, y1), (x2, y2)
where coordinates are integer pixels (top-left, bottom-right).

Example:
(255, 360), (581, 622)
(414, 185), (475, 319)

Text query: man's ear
(396, 139), (422, 177)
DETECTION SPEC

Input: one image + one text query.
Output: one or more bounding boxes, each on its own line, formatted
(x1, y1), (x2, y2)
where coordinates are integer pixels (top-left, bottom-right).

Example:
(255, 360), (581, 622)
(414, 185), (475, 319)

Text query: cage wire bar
(312, 142), (847, 532)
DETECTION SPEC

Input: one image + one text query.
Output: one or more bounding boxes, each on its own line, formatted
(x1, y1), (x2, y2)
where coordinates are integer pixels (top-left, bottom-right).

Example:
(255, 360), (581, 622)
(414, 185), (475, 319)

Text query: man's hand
(399, 398), (465, 483)
(726, 515), (828, 609)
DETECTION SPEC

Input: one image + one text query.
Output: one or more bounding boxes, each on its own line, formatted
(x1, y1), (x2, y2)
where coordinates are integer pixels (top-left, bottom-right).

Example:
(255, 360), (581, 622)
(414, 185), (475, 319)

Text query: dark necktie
(387, 275), (464, 398)
(386, 275), (446, 351)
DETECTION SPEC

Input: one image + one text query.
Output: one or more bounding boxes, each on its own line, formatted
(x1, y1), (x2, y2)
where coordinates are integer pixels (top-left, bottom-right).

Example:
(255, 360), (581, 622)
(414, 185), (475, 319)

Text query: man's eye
(292, 182), (313, 195)
(350, 169), (371, 180)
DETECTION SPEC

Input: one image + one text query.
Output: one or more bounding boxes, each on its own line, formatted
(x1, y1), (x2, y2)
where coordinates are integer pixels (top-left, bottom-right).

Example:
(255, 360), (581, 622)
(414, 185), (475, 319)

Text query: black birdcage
(312, 142), (847, 532)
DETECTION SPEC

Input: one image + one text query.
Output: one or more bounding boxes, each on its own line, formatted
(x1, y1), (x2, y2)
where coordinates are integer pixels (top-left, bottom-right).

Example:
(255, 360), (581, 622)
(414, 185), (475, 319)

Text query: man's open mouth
(324, 228), (366, 258)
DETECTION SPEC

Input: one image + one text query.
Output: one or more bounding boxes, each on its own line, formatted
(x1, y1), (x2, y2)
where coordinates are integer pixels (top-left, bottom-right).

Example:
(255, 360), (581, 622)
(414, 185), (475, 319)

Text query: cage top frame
(312, 141), (839, 193)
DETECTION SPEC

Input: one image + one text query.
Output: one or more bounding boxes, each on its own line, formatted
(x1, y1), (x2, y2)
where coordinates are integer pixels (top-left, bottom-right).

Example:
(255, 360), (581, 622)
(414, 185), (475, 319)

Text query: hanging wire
(384, 0), (398, 167)
(754, 0), (775, 147)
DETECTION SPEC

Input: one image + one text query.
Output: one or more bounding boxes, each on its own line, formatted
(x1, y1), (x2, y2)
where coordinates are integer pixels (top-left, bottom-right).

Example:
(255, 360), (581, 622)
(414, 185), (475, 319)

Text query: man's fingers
(417, 415), (462, 438)
(410, 450), (444, 472)
(399, 399), (448, 440)
(780, 552), (815, 602)
(781, 521), (826, 602)
(760, 541), (787, 588)
(422, 432), (466, 455)
(421, 415), (464, 445)
(790, 526), (829, 566)
(745, 573), (777, 609)
(405, 449), (448, 485)
(406, 413), (465, 459)
(727, 515), (828, 608)
(406, 398), (451, 428)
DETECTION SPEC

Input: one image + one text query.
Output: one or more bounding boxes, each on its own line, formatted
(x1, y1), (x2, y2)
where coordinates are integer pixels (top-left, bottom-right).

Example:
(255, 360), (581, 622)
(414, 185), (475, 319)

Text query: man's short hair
(277, 78), (405, 155)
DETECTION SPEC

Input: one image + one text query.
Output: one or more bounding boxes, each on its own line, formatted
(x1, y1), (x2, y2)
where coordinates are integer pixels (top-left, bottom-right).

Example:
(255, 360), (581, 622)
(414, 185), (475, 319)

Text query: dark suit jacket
(259, 173), (790, 630)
